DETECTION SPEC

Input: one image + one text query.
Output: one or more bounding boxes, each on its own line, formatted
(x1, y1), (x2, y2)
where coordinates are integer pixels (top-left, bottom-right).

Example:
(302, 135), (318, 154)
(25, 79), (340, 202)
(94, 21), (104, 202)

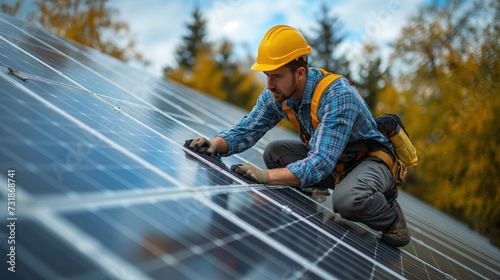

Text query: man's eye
(263, 73), (283, 79)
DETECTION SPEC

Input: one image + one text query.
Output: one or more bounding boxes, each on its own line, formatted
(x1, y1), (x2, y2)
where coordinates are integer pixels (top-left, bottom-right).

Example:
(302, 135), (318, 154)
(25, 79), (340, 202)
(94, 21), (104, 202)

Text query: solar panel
(0, 13), (499, 280)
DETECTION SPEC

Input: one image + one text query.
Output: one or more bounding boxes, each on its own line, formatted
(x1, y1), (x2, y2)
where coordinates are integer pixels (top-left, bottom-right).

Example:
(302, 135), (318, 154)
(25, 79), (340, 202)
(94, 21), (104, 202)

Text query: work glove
(185, 137), (217, 155)
(303, 187), (330, 203)
(231, 163), (270, 184)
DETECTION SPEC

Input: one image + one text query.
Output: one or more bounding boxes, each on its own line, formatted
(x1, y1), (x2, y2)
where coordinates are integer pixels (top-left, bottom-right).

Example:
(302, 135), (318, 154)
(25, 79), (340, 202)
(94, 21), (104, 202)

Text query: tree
(1, 0), (23, 16)
(213, 39), (261, 109)
(307, 4), (350, 77)
(307, 5), (384, 113)
(29, 0), (142, 62)
(357, 43), (385, 113)
(168, 41), (263, 112)
(174, 5), (211, 71)
(167, 7), (264, 112)
(377, 0), (500, 246)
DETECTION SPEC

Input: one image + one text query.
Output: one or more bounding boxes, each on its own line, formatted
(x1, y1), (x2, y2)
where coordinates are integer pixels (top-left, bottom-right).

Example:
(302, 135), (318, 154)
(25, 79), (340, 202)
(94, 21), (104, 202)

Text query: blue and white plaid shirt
(217, 67), (390, 188)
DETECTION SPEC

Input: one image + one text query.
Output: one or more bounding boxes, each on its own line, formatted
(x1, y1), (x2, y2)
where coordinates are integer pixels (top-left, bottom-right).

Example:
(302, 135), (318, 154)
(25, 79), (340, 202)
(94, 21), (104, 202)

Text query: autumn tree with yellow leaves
(1, 0), (22, 16)
(31, 0), (143, 62)
(1, 0), (143, 62)
(377, 0), (500, 245)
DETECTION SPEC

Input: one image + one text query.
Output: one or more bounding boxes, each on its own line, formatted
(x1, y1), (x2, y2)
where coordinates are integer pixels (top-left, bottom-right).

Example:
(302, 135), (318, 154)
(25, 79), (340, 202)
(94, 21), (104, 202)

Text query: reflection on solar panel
(0, 13), (499, 280)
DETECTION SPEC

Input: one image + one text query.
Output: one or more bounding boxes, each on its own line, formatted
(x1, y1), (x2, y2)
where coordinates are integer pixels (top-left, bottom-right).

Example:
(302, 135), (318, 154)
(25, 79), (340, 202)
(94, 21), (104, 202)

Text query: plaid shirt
(217, 68), (390, 188)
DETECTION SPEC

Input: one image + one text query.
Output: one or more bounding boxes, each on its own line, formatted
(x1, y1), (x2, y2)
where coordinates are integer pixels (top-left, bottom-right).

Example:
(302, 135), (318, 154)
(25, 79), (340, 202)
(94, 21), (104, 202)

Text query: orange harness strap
(281, 103), (310, 146)
(310, 70), (343, 130)
(281, 103), (300, 133)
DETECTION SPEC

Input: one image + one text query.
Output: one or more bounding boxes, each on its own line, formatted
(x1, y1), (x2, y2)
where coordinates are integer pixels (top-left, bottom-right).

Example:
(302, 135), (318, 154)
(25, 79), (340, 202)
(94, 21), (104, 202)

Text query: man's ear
(296, 67), (306, 80)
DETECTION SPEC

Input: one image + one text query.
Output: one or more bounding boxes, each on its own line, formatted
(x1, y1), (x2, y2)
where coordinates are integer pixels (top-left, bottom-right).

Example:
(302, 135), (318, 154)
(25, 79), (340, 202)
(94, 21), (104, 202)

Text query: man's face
(264, 66), (300, 103)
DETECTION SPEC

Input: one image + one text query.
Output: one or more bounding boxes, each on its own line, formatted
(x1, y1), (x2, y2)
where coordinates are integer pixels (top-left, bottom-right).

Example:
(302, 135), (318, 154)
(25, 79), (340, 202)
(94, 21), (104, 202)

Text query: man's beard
(271, 75), (298, 103)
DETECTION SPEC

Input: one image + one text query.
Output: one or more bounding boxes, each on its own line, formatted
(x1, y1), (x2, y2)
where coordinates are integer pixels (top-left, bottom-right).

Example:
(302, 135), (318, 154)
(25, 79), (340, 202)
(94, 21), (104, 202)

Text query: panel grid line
(290, 230), (350, 280)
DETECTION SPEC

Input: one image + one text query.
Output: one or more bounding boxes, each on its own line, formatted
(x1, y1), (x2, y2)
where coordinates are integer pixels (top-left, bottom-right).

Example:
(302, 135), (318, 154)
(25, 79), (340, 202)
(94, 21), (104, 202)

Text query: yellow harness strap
(310, 70), (343, 130)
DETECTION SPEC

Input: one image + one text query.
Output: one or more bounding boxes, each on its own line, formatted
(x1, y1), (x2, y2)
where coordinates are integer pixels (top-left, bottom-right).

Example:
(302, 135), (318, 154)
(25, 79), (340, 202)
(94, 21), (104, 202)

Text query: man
(185, 25), (410, 247)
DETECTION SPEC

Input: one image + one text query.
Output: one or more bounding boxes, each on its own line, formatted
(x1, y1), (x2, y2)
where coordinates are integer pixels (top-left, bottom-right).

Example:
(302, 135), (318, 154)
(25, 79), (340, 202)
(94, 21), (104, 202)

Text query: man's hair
(285, 55), (308, 75)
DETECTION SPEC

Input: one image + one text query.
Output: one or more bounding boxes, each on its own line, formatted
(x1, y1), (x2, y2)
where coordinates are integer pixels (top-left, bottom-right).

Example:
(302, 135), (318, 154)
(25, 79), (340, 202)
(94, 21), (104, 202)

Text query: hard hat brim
(250, 62), (287, 72)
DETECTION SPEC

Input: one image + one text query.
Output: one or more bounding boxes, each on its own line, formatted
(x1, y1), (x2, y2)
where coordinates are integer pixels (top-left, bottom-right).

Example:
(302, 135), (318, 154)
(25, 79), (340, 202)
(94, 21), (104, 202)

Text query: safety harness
(281, 68), (415, 188)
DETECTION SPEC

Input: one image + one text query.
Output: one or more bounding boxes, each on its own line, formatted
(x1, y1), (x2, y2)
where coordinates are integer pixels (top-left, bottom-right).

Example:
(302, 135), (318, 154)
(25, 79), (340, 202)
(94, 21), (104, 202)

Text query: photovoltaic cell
(0, 12), (499, 280)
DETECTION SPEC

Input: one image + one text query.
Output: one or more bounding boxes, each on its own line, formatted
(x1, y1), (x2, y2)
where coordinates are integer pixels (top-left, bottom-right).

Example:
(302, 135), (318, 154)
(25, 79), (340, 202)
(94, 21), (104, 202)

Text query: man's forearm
(211, 136), (229, 154)
(268, 168), (301, 186)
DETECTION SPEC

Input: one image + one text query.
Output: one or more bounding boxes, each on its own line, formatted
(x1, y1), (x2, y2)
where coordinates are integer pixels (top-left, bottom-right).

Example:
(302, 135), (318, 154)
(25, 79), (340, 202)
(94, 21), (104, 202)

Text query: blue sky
(107, 0), (436, 76)
(6, 0), (441, 77)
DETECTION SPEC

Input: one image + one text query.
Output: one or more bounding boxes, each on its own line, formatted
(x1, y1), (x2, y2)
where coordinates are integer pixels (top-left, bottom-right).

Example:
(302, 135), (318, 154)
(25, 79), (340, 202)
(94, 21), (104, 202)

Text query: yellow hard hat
(251, 25), (312, 71)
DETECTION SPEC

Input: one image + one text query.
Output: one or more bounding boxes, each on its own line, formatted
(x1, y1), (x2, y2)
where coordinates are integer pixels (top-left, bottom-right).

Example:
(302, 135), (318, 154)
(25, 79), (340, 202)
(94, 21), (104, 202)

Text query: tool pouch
(376, 113), (418, 169)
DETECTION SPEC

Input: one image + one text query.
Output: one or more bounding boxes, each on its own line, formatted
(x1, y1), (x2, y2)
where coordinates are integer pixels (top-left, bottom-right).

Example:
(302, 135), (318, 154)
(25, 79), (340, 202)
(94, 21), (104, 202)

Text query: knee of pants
(264, 140), (308, 169)
(263, 140), (296, 169)
(332, 191), (366, 220)
(263, 142), (280, 169)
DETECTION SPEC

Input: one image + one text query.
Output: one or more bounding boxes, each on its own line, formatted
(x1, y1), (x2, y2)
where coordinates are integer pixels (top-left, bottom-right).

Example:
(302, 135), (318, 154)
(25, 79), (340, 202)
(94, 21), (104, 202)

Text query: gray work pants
(264, 140), (399, 231)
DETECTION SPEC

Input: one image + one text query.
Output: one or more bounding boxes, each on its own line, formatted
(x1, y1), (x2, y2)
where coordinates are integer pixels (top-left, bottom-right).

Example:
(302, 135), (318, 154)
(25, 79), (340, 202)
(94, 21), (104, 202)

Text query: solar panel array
(0, 13), (499, 280)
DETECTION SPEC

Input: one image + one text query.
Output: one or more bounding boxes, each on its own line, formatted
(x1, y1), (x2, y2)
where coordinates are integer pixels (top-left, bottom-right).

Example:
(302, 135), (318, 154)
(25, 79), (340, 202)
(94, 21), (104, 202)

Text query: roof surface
(0, 13), (499, 280)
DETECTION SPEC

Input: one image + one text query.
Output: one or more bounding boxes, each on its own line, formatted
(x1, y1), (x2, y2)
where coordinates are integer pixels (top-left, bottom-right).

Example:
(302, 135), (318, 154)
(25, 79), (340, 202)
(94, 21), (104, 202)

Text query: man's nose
(267, 76), (275, 90)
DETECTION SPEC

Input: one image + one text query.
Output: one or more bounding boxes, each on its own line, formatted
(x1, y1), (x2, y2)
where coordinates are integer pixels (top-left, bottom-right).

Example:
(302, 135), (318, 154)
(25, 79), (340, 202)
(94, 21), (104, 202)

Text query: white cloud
(110, 0), (192, 74)
(205, 0), (317, 60)
(329, 0), (427, 75)
(332, 0), (424, 41)
(205, 1), (275, 51)
(223, 21), (240, 33)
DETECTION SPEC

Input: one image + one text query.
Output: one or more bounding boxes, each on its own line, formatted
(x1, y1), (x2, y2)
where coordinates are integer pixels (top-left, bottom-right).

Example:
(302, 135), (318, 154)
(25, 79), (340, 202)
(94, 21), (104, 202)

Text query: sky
(106, 0), (437, 77)
(6, 0), (439, 77)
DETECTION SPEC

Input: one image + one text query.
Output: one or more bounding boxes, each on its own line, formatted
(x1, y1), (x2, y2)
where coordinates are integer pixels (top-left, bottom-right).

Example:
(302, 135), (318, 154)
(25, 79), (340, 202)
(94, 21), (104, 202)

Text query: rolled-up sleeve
(217, 90), (283, 156)
(286, 82), (360, 188)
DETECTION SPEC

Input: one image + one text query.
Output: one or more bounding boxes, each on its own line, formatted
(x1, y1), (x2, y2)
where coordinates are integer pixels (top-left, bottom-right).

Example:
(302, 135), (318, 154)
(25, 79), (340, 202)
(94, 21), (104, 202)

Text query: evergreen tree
(175, 6), (211, 70)
(358, 44), (385, 112)
(212, 39), (259, 108)
(214, 40), (240, 103)
(167, 6), (264, 112)
(214, 39), (237, 74)
(307, 4), (350, 77)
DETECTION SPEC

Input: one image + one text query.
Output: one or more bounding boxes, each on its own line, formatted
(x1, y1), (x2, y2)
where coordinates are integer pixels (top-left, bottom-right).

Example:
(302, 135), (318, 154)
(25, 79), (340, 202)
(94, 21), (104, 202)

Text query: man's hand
(185, 137), (217, 155)
(303, 187), (330, 203)
(231, 163), (270, 184)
